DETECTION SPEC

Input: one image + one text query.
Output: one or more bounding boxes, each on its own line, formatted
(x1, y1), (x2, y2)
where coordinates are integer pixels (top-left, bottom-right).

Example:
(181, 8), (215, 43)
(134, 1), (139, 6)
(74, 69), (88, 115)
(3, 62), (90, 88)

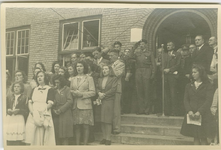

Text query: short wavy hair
(15, 70), (28, 83)
(51, 61), (61, 74)
(191, 64), (209, 84)
(73, 60), (89, 76)
(35, 71), (50, 86)
(11, 81), (25, 94)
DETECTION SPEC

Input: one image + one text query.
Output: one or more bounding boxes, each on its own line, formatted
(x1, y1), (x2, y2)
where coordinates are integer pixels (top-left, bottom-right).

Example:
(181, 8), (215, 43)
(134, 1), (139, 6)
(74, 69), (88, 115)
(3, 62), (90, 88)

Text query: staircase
(94, 114), (193, 145)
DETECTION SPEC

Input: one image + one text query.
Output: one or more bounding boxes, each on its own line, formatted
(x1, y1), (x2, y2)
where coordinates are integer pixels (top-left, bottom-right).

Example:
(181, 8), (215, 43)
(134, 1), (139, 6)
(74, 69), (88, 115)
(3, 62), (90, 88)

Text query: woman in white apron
(25, 71), (56, 145)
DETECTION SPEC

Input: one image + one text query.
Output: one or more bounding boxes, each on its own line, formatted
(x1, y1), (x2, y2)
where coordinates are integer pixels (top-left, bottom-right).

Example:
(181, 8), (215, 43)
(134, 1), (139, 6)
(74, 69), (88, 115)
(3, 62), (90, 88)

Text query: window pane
(10, 48), (13, 55)
(22, 38), (25, 46)
(11, 39), (14, 47)
(11, 32), (14, 39)
(26, 38), (29, 46)
(25, 46), (28, 53)
(63, 22), (78, 50)
(17, 47), (20, 54)
(18, 39), (21, 47)
(18, 31), (21, 39)
(82, 20), (99, 48)
(26, 30), (29, 37)
(21, 46), (24, 54)
(22, 31), (25, 38)
(6, 48), (9, 55)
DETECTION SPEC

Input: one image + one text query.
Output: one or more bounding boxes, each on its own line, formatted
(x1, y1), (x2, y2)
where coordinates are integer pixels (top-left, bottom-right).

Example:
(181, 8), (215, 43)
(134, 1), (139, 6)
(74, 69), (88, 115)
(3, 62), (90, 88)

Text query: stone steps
(121, 114), (184, 127)
(94, 133), (193, 145)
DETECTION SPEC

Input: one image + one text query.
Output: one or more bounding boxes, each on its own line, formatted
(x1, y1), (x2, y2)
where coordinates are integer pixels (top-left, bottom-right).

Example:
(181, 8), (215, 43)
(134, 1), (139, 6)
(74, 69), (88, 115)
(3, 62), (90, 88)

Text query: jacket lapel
(77, 76), (87, 89)
(105, 77), (112, 90)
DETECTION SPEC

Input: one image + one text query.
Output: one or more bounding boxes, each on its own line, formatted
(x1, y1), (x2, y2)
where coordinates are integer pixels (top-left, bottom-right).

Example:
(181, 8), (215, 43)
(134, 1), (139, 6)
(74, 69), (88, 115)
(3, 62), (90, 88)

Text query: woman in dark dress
(52, 75), (74, 145)
(49, 61), (61, 86)
(180, 64), (216, 145)
(96, 65), (118, 145)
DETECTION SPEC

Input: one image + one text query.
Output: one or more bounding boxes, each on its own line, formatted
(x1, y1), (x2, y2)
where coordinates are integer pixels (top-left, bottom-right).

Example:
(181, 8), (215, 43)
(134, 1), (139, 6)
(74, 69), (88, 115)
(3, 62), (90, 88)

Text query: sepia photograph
(1, 3), (220, 149)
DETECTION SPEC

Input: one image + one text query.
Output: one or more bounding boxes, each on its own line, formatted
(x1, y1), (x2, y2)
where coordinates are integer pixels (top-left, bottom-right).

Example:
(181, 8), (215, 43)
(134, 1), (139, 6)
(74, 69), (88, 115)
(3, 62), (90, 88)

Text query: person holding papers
(180, 64), (216, 145)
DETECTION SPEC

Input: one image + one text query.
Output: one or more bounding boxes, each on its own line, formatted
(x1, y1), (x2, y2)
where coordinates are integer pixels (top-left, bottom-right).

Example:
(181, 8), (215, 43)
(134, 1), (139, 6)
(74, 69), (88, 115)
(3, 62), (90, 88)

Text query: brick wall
(6, 7), (154, 80)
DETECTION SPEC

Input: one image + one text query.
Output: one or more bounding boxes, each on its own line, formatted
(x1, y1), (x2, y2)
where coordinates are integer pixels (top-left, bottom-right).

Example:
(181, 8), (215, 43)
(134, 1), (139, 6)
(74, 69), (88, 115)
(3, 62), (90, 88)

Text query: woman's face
(36, 64), (43, 71)
(37, 72), (45, 85)
(54, 64), (60, 74)
(59, 68), (65, 76)
(102, 66), (110, 77)
(15, 72), (24, 82)
(76, 63), (84, 74)
(192, 68), (200, 81)
(34, 69), (41, 76)
(14, 83), (21, 94)
(68, 66), (74, 76)
(54, 79), (60, 89)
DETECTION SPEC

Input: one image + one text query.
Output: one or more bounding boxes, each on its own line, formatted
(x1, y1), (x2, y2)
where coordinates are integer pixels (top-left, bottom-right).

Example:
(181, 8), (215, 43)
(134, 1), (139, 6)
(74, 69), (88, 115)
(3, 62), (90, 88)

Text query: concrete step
(94, 133), (193, 145)
(121, 114), (184, 127)
(121, 124), (182, 137)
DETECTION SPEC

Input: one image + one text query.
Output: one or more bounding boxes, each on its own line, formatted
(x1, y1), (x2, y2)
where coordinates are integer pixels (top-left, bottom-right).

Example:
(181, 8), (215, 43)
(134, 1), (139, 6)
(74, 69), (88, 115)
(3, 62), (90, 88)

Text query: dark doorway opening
(156, 12), (211, 51)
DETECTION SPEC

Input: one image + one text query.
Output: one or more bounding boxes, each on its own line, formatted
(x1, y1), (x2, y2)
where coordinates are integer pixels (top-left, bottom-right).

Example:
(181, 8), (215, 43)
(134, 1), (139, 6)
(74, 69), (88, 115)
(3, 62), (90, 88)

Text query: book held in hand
(187, 114), (202, 126)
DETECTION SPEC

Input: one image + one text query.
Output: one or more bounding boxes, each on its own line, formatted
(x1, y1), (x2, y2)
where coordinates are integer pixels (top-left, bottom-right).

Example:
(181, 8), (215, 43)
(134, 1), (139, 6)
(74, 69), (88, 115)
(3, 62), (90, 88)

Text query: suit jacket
(111, 59), (125, 93)
(184, 82), (214, 115)
(179, 56), (192, 76)
(162, 51), (181, 74)
(70, 75), (95, 109)
(6, 93), (28, 118)
(192, 44), (213, 73)
(53, 86), (73, 113)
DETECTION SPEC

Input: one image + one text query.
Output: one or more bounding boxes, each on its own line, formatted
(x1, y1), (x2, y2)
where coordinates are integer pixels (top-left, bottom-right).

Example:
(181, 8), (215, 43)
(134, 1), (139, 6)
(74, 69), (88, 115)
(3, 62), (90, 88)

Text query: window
(6, 31), (15, 56)
(60, 15), (101, 53)
(6, 27), (30, 78)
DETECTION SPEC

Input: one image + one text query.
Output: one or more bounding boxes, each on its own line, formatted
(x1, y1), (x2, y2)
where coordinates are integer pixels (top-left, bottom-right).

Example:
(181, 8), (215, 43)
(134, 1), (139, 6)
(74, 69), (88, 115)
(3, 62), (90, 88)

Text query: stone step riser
(121, 125), (181, 137)
(95, 133), (193, 145)
(121, 116), (183, 127)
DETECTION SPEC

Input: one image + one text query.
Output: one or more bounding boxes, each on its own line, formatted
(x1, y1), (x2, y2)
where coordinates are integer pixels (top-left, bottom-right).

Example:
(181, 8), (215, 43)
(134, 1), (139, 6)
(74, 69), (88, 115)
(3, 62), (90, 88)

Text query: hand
(188, 111), (194, 119)
(12, 109), (20, 115)
(98, 92), (105, 99)
(156, 62), (161, 66)
(185, 74), (190, 78)
(194, 111), (200, 120)
(7, 109), (13, 116)
(164, 69), (170, 74)
(125, 77), (129, 82)
(75, 90), (83, 97)
(53, 109), (59, 115)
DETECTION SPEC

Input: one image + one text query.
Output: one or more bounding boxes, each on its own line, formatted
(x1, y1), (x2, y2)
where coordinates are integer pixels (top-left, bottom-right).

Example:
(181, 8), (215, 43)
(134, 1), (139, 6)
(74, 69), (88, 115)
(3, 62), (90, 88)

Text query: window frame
(6, 31), (15, 56)
(59, 15), (102, 55)
(16, 29), (30, 56)
(81, 18), (101, 50)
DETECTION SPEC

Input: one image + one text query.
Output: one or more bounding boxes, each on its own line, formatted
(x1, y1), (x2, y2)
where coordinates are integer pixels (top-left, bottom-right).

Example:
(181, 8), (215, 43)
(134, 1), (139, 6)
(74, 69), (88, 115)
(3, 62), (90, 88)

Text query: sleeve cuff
(47, 100), (54, 105)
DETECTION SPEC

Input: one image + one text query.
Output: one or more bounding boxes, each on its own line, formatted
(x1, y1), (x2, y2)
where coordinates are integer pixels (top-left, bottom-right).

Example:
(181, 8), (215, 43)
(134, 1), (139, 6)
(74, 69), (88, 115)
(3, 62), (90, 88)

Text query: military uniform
(131, 47), (156, 114)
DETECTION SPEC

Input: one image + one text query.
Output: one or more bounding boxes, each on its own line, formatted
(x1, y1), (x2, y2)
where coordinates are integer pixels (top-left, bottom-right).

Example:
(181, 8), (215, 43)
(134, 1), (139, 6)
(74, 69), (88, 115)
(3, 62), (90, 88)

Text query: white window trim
(16, 29), (30, 55)
(62, 21), (79, 51)
(6, 31), (15, 56)
(81, 18), (101, 50)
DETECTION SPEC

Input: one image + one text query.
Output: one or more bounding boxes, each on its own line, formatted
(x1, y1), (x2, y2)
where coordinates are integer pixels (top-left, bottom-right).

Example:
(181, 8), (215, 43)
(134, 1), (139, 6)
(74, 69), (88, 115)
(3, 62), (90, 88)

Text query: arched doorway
(143, 8), (217, 53)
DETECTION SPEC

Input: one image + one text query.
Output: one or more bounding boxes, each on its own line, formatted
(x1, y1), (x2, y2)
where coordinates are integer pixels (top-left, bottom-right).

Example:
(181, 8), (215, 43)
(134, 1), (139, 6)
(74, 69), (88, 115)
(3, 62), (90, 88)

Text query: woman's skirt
(6, 115), (25, 141)
(72, 108), (94, 126)
(101, 100), (114, 124)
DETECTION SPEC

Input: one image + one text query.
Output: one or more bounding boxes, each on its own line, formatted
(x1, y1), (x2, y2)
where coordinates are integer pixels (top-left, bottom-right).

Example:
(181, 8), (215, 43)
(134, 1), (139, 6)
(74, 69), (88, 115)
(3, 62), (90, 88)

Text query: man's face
(93, 50), (101, 59)
(140, 42), (146, 50)
(71, 54), (77, 62)
(189, 45), (196, 54)
(124, 49), (130, 56)
(109, 52), (118, 63)
(114, 44), (121, 52)
(195, 36), (204, 47)
(181, 50), (189, 58)
(208, 37), (216, 47)
(167, 42), (175, 51)
(15, 72), (24, 82)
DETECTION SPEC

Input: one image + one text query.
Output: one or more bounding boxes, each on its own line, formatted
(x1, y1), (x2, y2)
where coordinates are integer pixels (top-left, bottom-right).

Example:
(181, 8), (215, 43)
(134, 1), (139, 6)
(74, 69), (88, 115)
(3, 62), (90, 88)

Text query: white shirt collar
(198, 44), (204, 50)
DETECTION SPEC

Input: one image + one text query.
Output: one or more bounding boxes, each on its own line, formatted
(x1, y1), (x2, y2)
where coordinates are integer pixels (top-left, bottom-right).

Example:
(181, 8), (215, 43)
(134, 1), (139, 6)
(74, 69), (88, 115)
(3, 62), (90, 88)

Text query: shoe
(105, 140), (111, 145)
(100, 139), (106, 144)
(113, 131), (120, 135)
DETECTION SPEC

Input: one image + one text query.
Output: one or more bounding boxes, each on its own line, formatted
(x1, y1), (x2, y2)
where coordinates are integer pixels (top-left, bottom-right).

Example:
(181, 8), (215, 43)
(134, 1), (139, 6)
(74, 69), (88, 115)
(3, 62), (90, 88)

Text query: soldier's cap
(114, 41), (122, 47)
(139, 39), (147, 44)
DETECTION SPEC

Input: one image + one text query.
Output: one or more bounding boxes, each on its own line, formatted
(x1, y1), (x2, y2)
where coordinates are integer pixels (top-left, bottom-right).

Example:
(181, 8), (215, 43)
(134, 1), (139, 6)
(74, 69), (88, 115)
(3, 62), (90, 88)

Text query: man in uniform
(162, 41), (181, 116)
(130, 39), (156, 115)
(109, 49), (125, 134)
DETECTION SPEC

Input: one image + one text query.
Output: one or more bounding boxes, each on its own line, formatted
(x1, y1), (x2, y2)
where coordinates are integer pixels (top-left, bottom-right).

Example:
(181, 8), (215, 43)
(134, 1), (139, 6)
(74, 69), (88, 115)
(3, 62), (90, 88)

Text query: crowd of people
(5, 35), (218, 146)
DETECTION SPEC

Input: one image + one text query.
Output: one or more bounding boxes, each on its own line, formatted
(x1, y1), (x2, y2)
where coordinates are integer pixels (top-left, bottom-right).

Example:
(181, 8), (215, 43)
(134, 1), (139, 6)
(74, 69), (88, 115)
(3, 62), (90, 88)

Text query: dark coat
(97, 77), (118, 101)
(192, 44), (213, 73)
(162, 51), (181, 74)
(6, 94), (28, 119)
(180, 82), (216, 138)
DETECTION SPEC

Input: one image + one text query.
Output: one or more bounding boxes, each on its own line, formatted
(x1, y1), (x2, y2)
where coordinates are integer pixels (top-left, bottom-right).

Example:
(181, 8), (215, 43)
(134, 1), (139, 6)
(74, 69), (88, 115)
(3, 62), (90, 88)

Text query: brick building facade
(5, 7), (217, 81)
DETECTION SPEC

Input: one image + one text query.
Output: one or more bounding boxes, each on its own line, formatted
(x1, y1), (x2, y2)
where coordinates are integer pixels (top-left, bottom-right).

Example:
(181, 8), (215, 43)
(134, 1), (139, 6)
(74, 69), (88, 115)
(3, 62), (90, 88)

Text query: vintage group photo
(2, 3), (219, 147)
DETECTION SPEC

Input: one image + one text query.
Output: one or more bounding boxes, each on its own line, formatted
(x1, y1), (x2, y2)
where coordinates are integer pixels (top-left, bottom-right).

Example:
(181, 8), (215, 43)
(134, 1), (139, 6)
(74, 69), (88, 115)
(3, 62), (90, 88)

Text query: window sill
(60, 47), (98, 54)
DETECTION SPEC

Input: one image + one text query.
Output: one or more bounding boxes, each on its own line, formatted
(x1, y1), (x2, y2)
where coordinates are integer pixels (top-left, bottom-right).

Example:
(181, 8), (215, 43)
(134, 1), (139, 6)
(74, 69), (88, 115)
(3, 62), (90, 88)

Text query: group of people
(5, 35), (218, 146)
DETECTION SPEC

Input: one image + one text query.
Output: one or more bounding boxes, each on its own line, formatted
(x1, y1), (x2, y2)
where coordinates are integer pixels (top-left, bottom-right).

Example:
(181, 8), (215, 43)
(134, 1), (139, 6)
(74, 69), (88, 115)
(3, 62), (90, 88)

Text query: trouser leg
(135, 69), (145, 113)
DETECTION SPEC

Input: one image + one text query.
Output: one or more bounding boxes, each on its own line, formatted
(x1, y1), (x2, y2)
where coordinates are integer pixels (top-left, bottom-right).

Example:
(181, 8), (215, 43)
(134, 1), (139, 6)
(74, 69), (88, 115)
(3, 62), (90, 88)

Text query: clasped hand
(71, 90), (83, 97)
(188, 111), (201, 120)
(7, 109), (19, 115)
(98, 92), (106, 100)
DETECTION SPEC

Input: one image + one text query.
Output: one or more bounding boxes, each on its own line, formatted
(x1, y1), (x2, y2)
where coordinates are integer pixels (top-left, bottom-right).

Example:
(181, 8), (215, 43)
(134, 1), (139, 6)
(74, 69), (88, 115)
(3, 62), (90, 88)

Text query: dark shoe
(105, 140), (111, 145)
(113, 131), (120, 135)
(100, 139), (106, 144)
